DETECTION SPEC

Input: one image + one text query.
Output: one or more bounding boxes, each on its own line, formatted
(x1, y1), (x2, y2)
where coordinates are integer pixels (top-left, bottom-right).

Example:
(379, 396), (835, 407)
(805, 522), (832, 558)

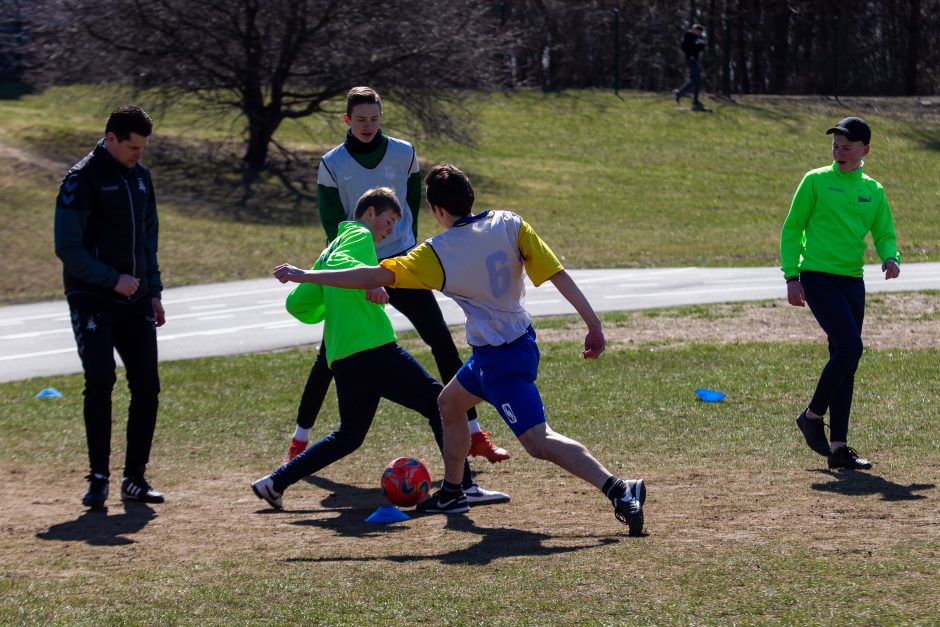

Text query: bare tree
(30, 0), (510, 171)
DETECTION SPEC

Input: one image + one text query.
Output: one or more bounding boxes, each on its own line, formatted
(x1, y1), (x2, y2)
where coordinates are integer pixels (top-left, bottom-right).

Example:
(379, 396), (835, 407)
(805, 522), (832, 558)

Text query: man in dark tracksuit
(54, 105), (166, 508)
(673, 23), (707, 110)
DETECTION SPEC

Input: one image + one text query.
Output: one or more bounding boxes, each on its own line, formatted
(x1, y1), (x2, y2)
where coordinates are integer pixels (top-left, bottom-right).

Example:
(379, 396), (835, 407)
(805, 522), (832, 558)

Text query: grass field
(1, 297), (938, 624)
(1, 87), (938, 623)
(2, 87), (940, 303)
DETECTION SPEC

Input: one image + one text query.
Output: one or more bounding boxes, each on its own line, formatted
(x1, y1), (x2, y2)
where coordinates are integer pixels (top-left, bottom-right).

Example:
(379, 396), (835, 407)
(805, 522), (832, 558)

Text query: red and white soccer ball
(381, 457), (431, 507)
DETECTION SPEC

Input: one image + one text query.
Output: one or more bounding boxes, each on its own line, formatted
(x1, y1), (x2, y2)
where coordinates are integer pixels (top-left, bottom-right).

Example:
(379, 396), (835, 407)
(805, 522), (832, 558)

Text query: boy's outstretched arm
(548, 270), (606, 359)
(274, 263), (395, 289)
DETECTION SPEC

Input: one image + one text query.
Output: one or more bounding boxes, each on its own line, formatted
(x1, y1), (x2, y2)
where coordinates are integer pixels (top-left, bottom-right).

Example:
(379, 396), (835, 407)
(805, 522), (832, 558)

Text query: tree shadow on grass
(810, 469), (934, 501)
(278, 475), (623, 565)
(35, 502), (157, 546)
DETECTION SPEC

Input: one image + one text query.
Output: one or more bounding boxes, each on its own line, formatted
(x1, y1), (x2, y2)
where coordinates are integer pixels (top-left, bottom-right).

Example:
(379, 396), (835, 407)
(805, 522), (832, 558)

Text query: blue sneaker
(82, 474), (109, 508)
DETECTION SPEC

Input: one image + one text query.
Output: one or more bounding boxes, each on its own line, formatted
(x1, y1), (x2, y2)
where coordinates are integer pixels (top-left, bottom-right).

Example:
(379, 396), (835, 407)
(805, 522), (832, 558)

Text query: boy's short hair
(826, 116), (871, 145)
(346, 86), (382, 116)
(691, 23), (704, 32)
(425, 164), (475, 217)
(105, 105), (153, 140)
(354, 187), (401, 219)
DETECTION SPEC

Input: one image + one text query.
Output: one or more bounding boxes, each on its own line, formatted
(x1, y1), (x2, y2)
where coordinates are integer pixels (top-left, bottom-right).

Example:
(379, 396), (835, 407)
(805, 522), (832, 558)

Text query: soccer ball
(381, 457), (431, 507)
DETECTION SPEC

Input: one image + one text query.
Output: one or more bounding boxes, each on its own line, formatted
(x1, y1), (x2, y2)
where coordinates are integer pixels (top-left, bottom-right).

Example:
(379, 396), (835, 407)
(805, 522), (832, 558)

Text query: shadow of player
(287, 512), (619, 566)
(35, 502), (157, 546)
(281, 476), (624, 564)
(810, 468), (934, 501)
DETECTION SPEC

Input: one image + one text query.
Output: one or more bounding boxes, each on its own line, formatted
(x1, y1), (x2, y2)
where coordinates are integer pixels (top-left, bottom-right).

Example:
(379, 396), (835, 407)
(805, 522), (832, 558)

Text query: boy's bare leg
(437, 378), (480, 485)
(517, 423), (611, 489)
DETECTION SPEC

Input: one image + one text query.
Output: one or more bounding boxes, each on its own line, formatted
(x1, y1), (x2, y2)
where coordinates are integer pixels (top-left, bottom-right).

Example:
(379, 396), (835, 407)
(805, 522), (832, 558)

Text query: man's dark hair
(105, 105), (153, 140)
(425, 164), (474, 217)
(346, 86), (382, 116)
(354, 187), (401, 219)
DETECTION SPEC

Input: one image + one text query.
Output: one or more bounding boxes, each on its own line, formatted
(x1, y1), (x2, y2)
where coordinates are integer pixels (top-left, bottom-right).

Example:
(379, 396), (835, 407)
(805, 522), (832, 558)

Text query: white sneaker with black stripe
(251, 476), (283, 509)
(120, 475), (165, 504)
(464, 484), (510, 506)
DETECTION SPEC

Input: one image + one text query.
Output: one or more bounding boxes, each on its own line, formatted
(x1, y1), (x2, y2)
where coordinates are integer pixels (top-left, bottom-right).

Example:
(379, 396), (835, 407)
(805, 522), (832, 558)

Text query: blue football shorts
(456, 326), (546, 437)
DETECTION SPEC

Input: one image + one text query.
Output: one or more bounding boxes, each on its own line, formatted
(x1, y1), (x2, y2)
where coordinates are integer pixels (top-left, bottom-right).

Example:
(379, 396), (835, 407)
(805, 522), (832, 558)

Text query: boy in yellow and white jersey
(274, 165), (647, 535)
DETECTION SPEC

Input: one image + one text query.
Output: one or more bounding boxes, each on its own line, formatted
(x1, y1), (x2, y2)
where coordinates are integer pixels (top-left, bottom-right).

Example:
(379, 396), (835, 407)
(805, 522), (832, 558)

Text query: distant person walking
(782, 117), (901, 471)
(673, 23), (707, 111)
(54, 105), (166, 508)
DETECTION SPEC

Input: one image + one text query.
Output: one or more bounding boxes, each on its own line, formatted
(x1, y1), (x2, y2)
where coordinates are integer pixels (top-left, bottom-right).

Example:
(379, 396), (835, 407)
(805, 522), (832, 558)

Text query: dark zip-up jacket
(681, 31), (706, 60)
(54, 139), (162, 304)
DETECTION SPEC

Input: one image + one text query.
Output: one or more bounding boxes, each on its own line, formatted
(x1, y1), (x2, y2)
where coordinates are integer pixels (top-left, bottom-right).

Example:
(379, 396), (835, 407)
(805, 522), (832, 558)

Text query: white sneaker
(464, 484), (510, 506)
(251, 476), (283, 509)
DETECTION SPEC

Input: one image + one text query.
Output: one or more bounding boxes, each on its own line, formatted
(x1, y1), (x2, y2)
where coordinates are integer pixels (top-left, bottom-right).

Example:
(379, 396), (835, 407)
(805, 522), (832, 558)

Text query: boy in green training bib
(252, 187), (508, 510)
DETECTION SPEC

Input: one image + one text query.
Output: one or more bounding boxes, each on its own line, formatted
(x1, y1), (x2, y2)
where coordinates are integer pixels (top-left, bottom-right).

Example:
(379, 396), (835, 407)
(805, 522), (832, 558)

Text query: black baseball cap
(826, 117), (871, 145)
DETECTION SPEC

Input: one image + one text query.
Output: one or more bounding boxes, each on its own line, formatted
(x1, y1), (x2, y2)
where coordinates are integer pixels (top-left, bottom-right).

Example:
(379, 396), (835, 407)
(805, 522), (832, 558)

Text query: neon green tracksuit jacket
(780, 161), (899, 278)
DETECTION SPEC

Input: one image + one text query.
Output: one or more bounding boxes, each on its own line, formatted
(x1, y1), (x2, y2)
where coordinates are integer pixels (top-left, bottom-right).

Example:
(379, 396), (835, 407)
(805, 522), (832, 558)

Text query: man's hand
(151, 297), (166, 327)
(114, 274), (140, 297)
(583, 327), (606, 359)
(786, 280), (805, 307)
(365, 287), (389, 304)
(883, 258), (900, 280)
(274, 264), (308, 284)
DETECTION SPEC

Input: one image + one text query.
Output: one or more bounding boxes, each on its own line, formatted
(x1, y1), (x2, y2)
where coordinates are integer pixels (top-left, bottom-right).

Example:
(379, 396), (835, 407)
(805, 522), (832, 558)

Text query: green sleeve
(317, 183), (345, 244)
(780, 173), (815, 277)
(285, 282), (325, 324)
(870, 188), (900, 265)
(407, 171), (422, 239)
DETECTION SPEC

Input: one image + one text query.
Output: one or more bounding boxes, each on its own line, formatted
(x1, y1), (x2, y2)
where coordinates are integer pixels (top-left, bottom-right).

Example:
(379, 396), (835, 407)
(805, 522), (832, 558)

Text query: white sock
(292, 426), (310, 442)
(468, 419), (482, 434)
(93, 473), (107, 480)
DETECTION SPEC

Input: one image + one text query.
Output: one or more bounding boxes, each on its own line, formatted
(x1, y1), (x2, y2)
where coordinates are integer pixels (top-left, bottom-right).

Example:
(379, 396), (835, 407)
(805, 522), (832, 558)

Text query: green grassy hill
(2, 87), (938, 303)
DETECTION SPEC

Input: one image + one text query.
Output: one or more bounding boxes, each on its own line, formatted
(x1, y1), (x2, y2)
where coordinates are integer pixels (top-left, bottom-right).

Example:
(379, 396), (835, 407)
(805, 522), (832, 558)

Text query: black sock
(441, 480), (463, 494)
(602, 476), (626, 500)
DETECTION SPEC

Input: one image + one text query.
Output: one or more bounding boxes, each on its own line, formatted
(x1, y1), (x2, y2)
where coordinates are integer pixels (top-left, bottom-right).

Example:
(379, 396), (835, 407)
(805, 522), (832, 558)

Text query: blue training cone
(695, 388), (726, 402)
(365, 505), (410, 523)
(35, 387), (63, 399)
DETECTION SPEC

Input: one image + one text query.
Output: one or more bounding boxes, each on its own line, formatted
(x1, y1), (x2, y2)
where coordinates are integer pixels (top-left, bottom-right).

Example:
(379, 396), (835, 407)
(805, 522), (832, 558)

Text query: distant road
(2, 263), (939, 383)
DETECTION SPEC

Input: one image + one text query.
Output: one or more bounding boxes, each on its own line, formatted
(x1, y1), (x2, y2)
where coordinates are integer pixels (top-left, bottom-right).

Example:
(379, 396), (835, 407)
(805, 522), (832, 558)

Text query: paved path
(3, 263), (939, 383)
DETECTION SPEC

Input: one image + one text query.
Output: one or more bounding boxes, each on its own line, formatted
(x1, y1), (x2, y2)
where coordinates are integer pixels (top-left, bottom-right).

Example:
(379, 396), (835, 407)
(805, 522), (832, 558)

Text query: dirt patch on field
(1, 462), (936, 582)
(1, 293), (937, 613)
(534, 292), (940, 351)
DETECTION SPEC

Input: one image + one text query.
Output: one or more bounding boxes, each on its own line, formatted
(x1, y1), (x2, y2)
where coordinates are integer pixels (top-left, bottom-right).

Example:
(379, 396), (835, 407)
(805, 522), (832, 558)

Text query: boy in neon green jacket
(781, 117), (900, 470)
(251, 187), (508, 509)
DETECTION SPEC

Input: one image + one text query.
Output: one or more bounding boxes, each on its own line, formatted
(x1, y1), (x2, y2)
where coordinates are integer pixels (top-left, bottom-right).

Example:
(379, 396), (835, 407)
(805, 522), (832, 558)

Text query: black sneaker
(416, 488), (469, 514)
(82, 474), (109, 508)
(796, 409), (830, 457)
(120, 475), (165, 503)
(828, 446), (872, 470)
(612, 479), (646, 537)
